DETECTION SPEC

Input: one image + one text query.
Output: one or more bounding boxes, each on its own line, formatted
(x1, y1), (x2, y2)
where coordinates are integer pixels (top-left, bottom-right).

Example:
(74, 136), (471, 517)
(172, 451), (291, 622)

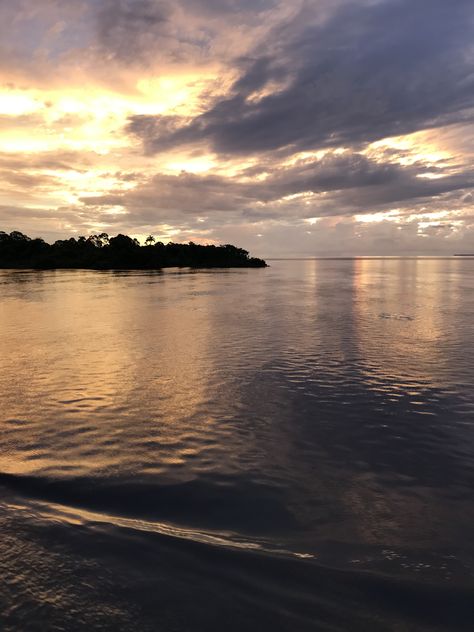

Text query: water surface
(1, 259), (473, 630)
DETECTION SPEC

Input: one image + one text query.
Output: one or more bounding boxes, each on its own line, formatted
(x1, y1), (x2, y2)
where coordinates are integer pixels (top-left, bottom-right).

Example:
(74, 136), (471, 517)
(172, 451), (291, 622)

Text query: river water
(0, 259), (473, 631)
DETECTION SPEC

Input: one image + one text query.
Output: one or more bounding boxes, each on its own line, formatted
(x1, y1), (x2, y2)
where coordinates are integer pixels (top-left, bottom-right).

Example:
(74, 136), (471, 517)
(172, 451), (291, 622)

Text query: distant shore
(0, 231), (267, 270)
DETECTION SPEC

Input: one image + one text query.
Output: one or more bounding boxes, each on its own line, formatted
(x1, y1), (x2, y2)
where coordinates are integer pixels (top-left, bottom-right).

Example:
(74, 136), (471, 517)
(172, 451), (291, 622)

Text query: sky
(1, 0), (474, 256)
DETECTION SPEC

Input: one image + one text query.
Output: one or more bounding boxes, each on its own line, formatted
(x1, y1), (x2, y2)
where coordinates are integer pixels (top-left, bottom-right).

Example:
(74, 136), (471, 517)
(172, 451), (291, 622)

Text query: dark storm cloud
(128, 0), (474, 155)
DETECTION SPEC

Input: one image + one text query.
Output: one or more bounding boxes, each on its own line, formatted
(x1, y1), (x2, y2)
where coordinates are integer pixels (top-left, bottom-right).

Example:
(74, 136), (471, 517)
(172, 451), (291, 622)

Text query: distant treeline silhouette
(0, 231), (267, 269)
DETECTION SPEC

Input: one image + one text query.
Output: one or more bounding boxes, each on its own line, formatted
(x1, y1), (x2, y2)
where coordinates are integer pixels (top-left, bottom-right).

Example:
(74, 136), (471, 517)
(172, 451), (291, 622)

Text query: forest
(0, 231), (267, 269)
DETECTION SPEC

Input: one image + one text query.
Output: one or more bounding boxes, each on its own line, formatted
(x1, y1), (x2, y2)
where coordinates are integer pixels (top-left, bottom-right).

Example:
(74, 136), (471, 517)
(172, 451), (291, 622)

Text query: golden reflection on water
(0, 271), (221, 476)
(0, 262), (474, 555)
(349, 257), (467, 390)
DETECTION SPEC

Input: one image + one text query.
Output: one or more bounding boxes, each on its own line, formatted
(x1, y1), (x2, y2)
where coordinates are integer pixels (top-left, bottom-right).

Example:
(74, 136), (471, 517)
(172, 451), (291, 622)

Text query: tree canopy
(0, 231), (267, 269)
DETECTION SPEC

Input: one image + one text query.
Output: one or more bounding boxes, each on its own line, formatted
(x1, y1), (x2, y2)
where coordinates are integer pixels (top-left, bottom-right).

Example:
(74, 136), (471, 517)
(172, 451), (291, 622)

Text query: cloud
(1, 0), (474, 255)
(0, 149), (96, 172)
(128, 0), (474, 156)
(0, 0), (289, 88)
(79, 150), (474, 222)
(96, 0), (172, 65)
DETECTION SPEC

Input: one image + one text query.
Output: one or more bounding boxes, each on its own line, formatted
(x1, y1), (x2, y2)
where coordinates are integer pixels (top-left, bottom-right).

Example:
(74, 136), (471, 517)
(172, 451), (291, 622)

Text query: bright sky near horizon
(1, 0), (473, 256)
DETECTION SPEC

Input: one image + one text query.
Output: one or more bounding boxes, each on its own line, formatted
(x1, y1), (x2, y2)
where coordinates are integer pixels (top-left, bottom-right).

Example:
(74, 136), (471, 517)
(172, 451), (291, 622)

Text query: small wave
(3, 492), (473, 632)
(26, 499), (316, 561)
(0, 471), (297, 536)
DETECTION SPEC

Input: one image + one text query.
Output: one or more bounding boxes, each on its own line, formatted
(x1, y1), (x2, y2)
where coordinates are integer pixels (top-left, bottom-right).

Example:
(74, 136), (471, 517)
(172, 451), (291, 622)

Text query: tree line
(0, 231), (267, 269)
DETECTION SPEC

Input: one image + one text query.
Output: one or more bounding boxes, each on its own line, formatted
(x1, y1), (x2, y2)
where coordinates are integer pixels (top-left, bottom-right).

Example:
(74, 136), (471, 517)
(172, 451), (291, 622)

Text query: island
(0, 231), (267, 269)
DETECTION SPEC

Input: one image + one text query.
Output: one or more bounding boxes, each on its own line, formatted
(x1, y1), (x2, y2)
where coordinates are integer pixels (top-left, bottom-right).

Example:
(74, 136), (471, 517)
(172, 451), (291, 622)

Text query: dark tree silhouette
(0, 231), (267, 269)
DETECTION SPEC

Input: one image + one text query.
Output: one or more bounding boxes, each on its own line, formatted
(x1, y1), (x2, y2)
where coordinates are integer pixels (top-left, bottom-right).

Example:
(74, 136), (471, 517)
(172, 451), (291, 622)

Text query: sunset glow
(1, 0), (473, 254)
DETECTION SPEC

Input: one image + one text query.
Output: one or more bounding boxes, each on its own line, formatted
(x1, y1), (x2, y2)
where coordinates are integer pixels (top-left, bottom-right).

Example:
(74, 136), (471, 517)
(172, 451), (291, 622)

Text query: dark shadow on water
(1, 498), (473, 632)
